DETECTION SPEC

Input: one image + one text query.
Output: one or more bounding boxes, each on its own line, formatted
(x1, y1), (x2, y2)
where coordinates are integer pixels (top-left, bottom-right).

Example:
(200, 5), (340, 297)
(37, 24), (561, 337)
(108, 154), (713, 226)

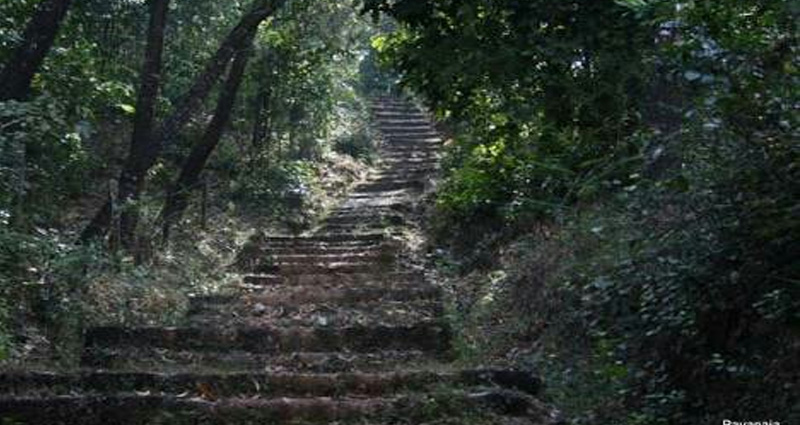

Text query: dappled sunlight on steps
(0, 98), (560, 424)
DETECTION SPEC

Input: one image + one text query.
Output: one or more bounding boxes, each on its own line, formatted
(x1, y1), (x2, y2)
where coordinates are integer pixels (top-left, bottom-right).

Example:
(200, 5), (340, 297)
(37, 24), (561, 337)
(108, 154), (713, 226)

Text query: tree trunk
(0, 0), (74, 101)
(115, 0), (171, 250)
(81, 0), (286, 243)
(251, 89), (268, 148)
(250, 50), (274, 151)
(80, 0), (171, 244)
(161, 43), (254, 241)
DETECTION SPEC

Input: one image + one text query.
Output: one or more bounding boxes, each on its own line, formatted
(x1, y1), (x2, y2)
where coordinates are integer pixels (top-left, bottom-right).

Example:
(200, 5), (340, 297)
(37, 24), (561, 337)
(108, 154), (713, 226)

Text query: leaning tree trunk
(161, 42), (254, 241)
(112, 0), (171, 250)
(81, 0), (286, 243)
(0, 0), (74, 101)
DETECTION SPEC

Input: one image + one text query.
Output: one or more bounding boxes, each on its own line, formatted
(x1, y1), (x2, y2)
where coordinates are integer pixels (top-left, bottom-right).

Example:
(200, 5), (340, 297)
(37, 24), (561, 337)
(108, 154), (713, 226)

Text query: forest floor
(0, 97), (560, 424)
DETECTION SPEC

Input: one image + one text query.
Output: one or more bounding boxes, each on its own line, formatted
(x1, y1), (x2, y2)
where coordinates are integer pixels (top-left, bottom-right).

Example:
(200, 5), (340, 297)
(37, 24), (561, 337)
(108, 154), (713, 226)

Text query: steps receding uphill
(0, 97), (558, 424)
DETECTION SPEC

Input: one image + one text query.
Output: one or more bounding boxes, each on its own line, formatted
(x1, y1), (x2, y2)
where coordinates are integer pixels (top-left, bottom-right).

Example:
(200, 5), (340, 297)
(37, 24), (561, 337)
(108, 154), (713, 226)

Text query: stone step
(339, 199), (412, 210)
(323, 214), (404, 226)
(82, 348), (440, 374)
(373, 113), (429, 122)
(0, 389), (551, 425)
(371, 99), (419, 106)
(374, 118), (431, 126)
(354, 180), (427, 193)
(0, 369), (541, 399)
(83, 322), (452, 354)
(381, 149), (438, 156)
(378, 124), (436, 132)
(379, 156), (439, 163)
(242, 271), (424, 287)
(376, 164), (438, 172)
(252, 246), (386, 257)
(382, 137), (443, 145)
(378, 154), (439, 163)
(258, 233), (386, 244)
(189, 285), (441, 310)
(315, 225), (393, 235)
(372, 104), (423, 112)
(347, 190), (414, 200)
(188, 301), (441, 328)
(256, 252), (387, 264)
(246, 262), (388, 275)
(379, 157), (438, 166)
(370, 168), (438, 179)
(380, 132), (440, 140)
(374, 111), (425, 118)
(330, 204), (411, 214)
(380, 144), (441, 153)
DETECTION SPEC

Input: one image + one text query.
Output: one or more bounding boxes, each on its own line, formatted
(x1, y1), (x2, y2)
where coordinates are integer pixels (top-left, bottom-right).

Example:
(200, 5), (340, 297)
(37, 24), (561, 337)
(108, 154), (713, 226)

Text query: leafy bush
(531, 122), (799, 423)
(369, 0), (798, 423)
(230, 160), (321, 229)
(0, 225), (105, 365)
(0, 97), (92, 225)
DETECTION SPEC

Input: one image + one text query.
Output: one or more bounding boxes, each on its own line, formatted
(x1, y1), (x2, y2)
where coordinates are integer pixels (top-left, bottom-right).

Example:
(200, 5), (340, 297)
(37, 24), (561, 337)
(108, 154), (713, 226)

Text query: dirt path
(0, 98), (558, 424)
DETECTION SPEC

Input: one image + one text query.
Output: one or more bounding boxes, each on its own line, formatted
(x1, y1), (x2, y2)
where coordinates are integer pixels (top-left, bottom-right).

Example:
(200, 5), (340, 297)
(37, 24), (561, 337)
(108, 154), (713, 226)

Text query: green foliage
(370, 0), (798, 423)
(0, 0), (383, 368)
(243, 0), (376, 161)
(231, 159), (320, 225)
(0, 97), (92, 224)
(367, 0), (651, 234)
(544, 124), (798, 423)
(0, 225), (106, 364)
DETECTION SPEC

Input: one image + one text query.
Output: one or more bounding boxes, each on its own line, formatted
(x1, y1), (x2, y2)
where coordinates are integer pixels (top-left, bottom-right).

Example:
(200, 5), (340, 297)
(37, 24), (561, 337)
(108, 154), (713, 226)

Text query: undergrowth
(0, 149), (370, 370)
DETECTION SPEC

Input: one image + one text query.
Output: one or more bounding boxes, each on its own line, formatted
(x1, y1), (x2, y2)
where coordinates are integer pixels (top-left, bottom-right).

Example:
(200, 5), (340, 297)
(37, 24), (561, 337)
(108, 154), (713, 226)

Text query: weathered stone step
(381, 132), (440, 140)
(382, 137), (443, 146)
(251, 246), (386, 257)
(378, 124), (435, 132)
(374, 118), (431, 126)
(381, 149), (438, 156)
(373, 113), (429, 122)
(379, 156), (439, 164)
(0, 389), (551, 425)
(379, 157), (437, 166)
(370, 168), (438, 179)
(321, 211), (404, 221)
(380, 145), (440, 155)
(348, 190), (414, 200)
(242, 271), (423, 287)
(376, 165), (438, 173)
(84, 322), (451, 354)
(372, 104), (422, 112)
(82, 348), (439, 373)
(189, 285), (441, 310)
(327, 205), (411, 218)
(0, 369), (541, 399)
(354, 181), (426, 193)
(188, 301), (441, 328)
(315, 225), (394, 235)
(339, 199), (411, 210)
(248, 262), (386, 275)
(256, 252), (386, 264)
(258, 233), (386, 244)
(323, 213), (404, 225)
(330, 204), (411, 214)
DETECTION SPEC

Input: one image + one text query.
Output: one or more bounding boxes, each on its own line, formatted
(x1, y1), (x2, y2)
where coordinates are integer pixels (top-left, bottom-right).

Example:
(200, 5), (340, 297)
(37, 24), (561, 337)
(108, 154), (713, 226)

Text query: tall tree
(81, 0), (287, 243)
(161, 41), (255, 241)
(0, 0), (74, 101)
(115, 0), (171, 249)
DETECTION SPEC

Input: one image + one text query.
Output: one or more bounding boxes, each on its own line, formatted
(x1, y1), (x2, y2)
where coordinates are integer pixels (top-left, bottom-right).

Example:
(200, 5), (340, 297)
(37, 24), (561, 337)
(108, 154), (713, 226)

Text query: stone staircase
(0, 98), (557, 424)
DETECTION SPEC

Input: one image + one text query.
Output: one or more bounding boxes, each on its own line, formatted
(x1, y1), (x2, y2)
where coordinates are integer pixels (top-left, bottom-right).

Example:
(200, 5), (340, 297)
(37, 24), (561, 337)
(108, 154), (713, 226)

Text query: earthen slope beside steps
(0, 98), (558, 424)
